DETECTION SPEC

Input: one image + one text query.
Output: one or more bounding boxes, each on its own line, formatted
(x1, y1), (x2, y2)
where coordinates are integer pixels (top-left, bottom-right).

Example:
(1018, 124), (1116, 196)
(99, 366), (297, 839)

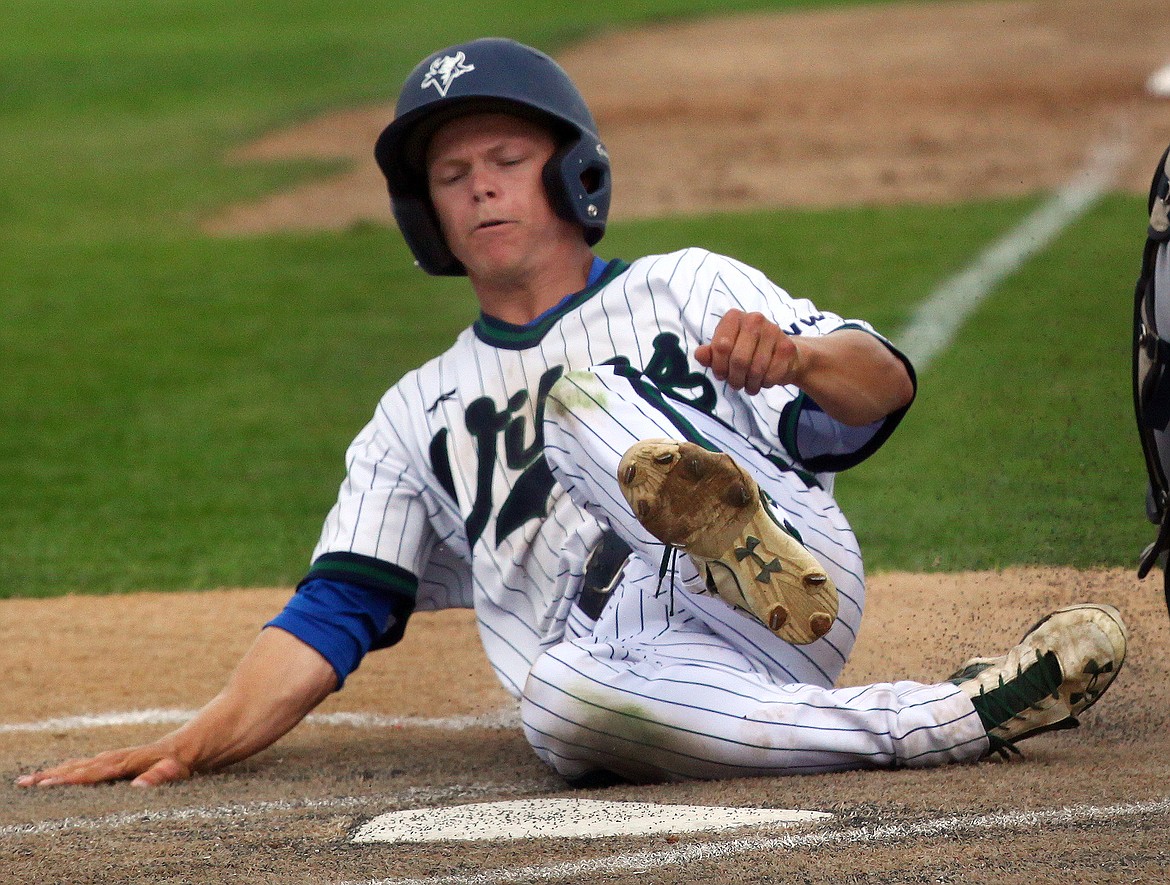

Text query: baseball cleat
(617, 439), (838, 644)
(948, 603), (1128, 757)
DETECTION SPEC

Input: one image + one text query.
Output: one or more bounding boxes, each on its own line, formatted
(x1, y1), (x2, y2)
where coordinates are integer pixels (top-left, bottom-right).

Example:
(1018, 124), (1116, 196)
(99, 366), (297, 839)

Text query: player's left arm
(694, 308), (913, 426)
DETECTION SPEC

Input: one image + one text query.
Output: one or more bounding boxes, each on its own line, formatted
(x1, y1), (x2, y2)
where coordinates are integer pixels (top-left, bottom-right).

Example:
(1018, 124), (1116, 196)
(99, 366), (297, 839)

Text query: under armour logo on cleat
(1070, 659), (1114, 707)
(735, 536), (784, 583)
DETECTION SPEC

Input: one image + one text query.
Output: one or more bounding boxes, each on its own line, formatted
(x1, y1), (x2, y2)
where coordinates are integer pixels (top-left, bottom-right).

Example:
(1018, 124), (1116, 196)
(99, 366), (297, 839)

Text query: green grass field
(0, 0), (1153, 597)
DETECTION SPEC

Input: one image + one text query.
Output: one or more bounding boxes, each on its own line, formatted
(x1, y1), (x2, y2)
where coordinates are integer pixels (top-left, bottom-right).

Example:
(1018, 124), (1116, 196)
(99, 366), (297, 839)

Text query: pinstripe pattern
(311, 248), (987, 774)
(533, 364), (984, 779)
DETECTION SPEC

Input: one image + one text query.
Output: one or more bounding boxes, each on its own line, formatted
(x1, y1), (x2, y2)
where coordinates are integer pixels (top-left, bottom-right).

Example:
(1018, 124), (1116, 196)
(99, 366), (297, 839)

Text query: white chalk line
(0, 780), (546, 840)
(896, 122), (1133, 372)
(0, 706), (521, 736)
(340, 797), (1170, 885)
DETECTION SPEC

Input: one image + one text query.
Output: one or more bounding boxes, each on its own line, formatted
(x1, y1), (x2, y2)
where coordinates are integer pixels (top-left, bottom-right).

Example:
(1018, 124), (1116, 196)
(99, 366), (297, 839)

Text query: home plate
(351, 798), (832, 843)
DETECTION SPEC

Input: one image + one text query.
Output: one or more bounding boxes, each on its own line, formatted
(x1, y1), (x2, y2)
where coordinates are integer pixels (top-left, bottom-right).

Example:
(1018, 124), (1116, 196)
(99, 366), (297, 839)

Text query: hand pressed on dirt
(16, 745), (194, 788)
(14, 627), (338, 789)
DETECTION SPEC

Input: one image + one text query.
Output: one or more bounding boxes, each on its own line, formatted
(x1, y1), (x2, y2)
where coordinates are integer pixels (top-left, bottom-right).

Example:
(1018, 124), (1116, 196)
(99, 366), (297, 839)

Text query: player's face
(426, 112), (579, 287)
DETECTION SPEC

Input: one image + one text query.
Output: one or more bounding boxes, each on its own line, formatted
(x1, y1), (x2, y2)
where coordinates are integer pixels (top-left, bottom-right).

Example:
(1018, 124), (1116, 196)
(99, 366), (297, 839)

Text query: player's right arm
(15, 626), (337, 788)
(17, 378), (443, 789)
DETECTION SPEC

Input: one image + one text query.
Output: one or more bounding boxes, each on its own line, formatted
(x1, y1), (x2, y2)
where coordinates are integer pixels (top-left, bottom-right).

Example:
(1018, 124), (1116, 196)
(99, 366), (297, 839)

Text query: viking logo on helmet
(421, 52), (475, 97)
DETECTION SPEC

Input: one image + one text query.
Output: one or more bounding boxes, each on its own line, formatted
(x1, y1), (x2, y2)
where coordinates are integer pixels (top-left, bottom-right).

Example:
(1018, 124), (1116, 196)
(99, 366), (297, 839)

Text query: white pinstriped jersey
(311, 248), (892, 695)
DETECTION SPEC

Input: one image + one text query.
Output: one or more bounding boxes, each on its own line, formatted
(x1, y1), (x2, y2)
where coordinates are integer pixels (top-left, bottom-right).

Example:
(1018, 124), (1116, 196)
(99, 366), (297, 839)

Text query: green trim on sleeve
(773, 324), (918, 474)
(300, 551), (419, 600)
(779, 391), (807, 463)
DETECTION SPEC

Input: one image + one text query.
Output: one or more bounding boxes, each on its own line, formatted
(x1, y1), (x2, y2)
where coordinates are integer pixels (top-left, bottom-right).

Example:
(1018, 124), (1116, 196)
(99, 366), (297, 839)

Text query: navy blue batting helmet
(374, 38), (612, 276)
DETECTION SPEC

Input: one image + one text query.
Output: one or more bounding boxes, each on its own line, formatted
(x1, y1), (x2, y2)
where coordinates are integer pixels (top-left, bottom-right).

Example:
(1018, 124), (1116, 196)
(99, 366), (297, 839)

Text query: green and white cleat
(617, 439), (838, 645)
(949, 603), (1128, 757)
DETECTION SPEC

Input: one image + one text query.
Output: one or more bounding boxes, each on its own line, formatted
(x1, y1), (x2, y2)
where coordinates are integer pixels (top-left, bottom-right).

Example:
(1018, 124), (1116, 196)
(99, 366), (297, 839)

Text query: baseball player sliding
(18, 38), (1126, 787)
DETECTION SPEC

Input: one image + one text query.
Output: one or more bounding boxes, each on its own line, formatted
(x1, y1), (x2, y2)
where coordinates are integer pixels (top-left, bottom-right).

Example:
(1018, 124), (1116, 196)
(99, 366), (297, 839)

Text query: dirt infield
(8, 0), (1170, 882)
(5, 569), (1170, 882)
(204, 0), (1170, 235)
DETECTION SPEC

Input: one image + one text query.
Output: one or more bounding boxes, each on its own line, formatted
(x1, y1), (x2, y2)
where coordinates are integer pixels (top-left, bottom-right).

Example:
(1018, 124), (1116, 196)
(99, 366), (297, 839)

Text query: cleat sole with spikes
(617, 439), (838, 645)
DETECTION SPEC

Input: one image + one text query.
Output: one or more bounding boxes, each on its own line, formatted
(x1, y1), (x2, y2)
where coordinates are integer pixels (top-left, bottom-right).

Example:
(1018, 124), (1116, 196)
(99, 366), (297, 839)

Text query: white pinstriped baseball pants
(522, 365), (985, 782)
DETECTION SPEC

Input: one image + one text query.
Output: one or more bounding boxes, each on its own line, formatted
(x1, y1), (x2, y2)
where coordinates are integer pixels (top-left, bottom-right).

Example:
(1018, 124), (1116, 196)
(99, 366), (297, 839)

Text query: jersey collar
(472, 258), (629, 350)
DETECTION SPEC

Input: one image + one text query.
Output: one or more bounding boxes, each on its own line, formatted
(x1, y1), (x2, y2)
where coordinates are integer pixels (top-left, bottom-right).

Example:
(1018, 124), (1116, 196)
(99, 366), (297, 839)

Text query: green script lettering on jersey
(605, 333), (717, 413)
(453, 366), (564, 549)
(432, 335), (717, 548)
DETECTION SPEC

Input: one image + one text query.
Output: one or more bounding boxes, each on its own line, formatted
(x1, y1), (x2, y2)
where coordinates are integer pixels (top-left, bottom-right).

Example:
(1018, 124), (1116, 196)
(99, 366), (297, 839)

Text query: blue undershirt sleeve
(266, 576), (406, 690)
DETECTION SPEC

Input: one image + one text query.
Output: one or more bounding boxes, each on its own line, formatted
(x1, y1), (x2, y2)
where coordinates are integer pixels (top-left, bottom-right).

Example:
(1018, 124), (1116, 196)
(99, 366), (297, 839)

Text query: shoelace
(656, 545), (680, 616)
(974, 650), (1077, 756)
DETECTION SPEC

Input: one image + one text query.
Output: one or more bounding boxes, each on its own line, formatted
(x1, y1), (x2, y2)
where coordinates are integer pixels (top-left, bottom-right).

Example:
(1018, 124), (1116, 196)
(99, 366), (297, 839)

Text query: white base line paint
(0, 707), (521, 736)
(0, 781), (546, 840)
(341, 797), (1170, 885)
(896, 125), (1131, 372)
(351, 798), (831, 844)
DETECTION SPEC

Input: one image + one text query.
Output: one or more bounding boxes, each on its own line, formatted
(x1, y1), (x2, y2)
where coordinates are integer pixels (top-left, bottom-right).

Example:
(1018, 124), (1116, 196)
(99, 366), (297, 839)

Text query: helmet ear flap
(391, 192), (464, 276)
(542, 135), (611, 246)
